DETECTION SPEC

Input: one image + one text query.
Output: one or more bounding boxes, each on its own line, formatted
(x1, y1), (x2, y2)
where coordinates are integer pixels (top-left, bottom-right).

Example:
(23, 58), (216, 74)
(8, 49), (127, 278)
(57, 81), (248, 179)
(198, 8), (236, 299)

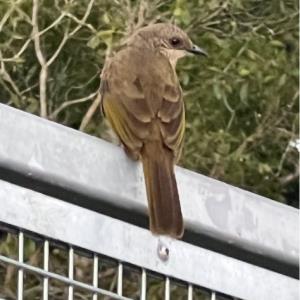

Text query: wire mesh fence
(0, 225), (237, 300)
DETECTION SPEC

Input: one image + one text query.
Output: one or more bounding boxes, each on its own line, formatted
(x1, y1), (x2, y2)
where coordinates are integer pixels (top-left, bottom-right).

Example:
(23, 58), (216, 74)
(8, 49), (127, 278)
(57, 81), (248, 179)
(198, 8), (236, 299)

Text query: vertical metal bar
(211, 291), (216, 300)
(17, 231), (24, 300)
(43, 240), (49, 300)
(164, 277), (170, 300)
(92, 254), (98, 300)
(68, 247), (74, 300)
(117, 262), (123, 296)
(188, 284), (193, 300)
(140, 268), (147, 300)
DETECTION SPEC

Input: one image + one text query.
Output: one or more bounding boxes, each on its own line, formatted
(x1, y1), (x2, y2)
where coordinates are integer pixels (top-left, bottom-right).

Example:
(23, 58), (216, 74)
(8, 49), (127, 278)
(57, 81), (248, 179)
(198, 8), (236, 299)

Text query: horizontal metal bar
(0, 254), (132, 300)
(0, 180), (298, 300)
(0, 104), (298, 276)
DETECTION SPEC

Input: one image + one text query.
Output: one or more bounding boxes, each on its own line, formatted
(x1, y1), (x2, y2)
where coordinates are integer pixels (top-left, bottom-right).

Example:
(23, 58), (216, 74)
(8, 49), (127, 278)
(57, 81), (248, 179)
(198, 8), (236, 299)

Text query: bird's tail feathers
(141, 142), (184, 238)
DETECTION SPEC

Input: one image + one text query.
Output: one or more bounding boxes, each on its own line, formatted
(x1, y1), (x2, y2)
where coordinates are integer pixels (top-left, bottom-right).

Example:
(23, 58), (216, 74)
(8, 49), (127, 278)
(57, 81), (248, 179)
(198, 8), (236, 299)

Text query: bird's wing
(158, 82), (185, 161)
(101, 48), (184, 160)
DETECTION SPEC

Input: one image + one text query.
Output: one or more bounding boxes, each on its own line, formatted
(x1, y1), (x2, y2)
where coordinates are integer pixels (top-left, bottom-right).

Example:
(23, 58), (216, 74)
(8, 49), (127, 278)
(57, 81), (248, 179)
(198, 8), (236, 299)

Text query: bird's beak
(187, 44), (208, 56)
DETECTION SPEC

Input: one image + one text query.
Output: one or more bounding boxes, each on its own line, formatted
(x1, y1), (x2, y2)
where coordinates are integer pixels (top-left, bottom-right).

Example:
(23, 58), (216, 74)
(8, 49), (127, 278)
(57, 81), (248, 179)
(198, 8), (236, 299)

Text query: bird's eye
(170, 37), (181, 47)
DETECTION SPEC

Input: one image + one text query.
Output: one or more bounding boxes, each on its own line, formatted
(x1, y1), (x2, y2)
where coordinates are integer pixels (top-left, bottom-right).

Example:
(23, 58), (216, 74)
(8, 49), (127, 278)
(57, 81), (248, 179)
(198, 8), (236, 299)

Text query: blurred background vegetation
(0, 0), (299, 298)
(0, 0), (298, 204)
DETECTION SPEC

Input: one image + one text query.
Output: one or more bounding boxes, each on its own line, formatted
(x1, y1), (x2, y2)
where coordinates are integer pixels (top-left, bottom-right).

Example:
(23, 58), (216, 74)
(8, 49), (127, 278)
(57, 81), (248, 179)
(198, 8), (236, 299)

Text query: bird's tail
(141, 141), (184, 238)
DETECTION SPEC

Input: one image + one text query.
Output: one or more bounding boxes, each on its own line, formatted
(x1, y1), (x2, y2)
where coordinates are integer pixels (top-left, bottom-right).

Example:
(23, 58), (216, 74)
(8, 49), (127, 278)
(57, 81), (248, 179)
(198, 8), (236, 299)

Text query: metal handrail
(0, 103), (298, 278)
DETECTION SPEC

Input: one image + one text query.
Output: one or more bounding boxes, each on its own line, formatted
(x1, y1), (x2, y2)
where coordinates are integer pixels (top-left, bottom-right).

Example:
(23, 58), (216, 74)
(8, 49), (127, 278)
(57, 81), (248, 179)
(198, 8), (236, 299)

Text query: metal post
(164, 277), (170, 300)
(92, 254), (99, 300)
(211, 292), (216, 300)
(140, 269), (147, 300)
(17, 231), (24, 300)
(68, 247), (74, 300)
(117, 262), (123, 296)
(188, 284), (193, 300)
(43, 240), (49, 300)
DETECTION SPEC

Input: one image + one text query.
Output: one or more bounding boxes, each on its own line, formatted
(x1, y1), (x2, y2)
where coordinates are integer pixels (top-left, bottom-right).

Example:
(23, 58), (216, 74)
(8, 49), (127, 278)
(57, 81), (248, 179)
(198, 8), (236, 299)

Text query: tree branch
(279, 165), (300, 185)
(32, 0), (48, 118)
(79, 91), (101, 131)
(50, 91), (98, 120)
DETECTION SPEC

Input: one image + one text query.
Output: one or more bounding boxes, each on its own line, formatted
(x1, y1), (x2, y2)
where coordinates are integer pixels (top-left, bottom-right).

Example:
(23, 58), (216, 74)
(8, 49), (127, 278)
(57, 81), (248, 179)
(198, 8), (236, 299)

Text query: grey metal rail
(0, 103), (298, 278)
(0, 179), (298, 300)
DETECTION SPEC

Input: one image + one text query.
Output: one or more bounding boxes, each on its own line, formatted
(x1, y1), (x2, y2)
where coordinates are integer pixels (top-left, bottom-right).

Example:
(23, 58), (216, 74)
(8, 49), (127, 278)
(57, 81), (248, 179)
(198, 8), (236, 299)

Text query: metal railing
(0, 104), (299, 300)
(0, 223), (229, 300)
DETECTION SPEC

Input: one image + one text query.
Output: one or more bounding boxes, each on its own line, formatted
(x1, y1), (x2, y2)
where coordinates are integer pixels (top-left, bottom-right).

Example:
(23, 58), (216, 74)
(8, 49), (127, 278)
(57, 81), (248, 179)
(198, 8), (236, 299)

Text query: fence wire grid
(0, 224), (237, 300)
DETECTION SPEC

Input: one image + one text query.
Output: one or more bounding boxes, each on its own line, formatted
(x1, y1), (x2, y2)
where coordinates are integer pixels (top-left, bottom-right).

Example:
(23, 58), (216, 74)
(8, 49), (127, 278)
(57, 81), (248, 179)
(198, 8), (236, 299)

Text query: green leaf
(213, 84), (222, 100)
(181, 72), (190, 86)
(87, 35), (100, 49)
(270, 40), (285, 48)
(97, 29), (115, 48)
(264, 75), (275, 83)
(278, 74), (287, 87)
(258, 163), (272, 174)
(240, 82), (248, 103)
(247, 49), (257, 60)
(102, 12), (110, 24)
(239, 68), (250, 77)
(217, 143), (230, 155)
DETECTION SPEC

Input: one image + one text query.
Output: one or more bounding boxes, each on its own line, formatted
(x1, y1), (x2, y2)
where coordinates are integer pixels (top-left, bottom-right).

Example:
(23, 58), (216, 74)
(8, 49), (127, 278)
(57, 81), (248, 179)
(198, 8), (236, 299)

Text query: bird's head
(127, 23), (207, 67)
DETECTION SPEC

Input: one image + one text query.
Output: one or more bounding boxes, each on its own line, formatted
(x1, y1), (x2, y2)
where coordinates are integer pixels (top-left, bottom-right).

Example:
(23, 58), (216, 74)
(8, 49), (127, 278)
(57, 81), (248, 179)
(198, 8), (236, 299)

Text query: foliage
(0, 0), (298, 203)
(0, 0), (299, 298)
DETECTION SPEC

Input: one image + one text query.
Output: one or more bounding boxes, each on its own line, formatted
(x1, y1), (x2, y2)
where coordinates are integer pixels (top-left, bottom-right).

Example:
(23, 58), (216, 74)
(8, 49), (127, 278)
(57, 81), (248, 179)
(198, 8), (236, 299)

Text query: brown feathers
(101, 23), (204, 238)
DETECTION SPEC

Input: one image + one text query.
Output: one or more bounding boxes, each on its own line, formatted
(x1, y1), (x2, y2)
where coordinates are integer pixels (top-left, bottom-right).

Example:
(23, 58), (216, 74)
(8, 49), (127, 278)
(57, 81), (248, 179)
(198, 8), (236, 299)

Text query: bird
(100, 23), (207, 238)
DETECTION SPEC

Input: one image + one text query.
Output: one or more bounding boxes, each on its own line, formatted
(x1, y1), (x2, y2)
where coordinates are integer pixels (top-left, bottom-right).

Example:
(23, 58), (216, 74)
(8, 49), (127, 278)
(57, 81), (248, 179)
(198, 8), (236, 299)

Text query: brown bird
(100, 23), (206, 238)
